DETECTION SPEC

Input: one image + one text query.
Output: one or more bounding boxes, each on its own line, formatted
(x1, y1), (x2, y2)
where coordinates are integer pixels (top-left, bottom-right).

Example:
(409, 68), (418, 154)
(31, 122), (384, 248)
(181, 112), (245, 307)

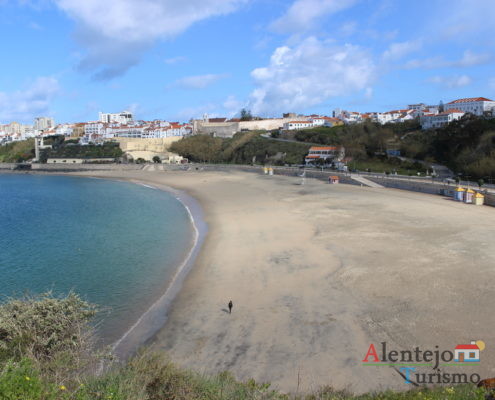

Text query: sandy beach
(70, 168), (495, 394)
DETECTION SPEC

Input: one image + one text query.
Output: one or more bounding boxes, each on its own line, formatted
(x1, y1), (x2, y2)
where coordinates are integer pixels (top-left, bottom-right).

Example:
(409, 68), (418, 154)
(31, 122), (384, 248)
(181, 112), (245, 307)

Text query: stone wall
(160, 164), (358, 185)
(193, 117), (307, 138)
(30, 163), (143, 171)
(0, 163), (17, 170)
(366, 175), (495, 207)
(111, 137), (183, 162)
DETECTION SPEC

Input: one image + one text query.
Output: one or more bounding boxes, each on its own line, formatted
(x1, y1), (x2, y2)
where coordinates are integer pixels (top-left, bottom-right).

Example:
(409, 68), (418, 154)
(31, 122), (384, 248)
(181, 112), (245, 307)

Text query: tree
(152, 156), (161, 163)
(240, 108), (253, 121)
(478, 178), (485, 189)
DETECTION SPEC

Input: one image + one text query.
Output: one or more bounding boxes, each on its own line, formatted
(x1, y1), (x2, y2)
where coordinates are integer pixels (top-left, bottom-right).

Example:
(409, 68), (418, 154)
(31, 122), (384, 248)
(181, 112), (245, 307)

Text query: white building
(411, 106), (439, 118)
(34, 117), (55, 131)
(408, 103), (427, 111)
(372, 112), (394, 124)
(421, 109), (465, 129)
(84, 122), (105, 136)
(283, 120), (314, 130)
(81, 122), (107, 144)
(304, 146), (345, 164)
(55, 124), (74, 137)
(445, 97), (495, 116)
(310, 117), (326, 126)
(332, 109), (363, 124)
(99, 111), (134, 125)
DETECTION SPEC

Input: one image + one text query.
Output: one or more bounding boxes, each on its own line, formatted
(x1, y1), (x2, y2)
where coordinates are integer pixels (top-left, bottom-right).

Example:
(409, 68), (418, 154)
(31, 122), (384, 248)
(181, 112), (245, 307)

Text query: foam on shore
(109, 179), (208, 360)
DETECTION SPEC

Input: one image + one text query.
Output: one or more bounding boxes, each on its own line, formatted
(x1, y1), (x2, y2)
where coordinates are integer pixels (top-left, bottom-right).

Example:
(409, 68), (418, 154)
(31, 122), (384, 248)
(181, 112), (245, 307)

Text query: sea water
(0, 174), (193, 344)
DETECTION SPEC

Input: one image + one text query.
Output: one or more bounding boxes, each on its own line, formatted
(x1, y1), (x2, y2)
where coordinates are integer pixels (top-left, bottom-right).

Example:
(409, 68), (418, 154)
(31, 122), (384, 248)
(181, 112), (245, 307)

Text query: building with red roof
(421, 108), (465, 130)
(445, 97), (495, 116)
(304, 146), (345, 165)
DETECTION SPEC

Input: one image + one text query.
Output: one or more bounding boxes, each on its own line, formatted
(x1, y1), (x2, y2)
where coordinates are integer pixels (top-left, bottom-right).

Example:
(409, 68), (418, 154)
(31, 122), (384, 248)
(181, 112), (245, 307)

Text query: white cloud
(455, 50), (491, 67)
(28, 21), (43, 30)
(52, 0), (247, 79)
(223, 95), (244, 114)
(0, 77), (59, 123)
(382, 40), (422, 61)
(405, 50), (490, 69)
(428, 75), (472, 89)
(364, 87), (373, 99)
(270, 0), (358, 34)
(434, 0), (495, 40)
(339, 21), (357, 36)
(164, 56), (188, 65)
(249, 37), (375, 115)
(174, 73), (228, 89)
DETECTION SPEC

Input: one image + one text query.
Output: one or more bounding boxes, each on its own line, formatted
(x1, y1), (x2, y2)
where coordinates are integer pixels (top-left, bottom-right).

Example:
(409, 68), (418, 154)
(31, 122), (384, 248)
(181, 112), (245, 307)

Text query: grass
(0, 293), (491, 400)
(0, 354), (488, 400)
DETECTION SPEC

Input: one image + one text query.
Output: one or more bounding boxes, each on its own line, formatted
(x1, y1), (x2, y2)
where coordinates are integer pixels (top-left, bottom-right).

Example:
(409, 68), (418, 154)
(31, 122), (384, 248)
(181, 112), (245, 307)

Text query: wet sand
(72, 168), (495, 394)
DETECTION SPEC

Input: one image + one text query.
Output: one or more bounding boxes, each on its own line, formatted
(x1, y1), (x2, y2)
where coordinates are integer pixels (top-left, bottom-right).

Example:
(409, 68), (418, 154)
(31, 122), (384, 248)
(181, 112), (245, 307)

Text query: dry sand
(71, 169), (495, 394)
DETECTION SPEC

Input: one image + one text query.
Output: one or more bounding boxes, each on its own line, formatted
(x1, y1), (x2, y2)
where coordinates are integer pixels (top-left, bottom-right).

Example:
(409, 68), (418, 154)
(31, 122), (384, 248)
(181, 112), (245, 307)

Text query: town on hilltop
(1, 97), (495, 146)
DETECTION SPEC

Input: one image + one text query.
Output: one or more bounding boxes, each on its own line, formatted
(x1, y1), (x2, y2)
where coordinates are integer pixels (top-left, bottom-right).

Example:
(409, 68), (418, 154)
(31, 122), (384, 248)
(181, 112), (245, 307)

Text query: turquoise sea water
(0, 174), (193, 344)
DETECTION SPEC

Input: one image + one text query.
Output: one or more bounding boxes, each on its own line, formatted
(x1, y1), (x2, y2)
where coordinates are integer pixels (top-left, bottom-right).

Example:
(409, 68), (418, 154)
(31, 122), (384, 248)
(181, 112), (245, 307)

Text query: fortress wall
(113, 137), (182, 152)
(111, 137), (184, 162)
(193, 117), (308, 138)
(193, 122), (239, 138)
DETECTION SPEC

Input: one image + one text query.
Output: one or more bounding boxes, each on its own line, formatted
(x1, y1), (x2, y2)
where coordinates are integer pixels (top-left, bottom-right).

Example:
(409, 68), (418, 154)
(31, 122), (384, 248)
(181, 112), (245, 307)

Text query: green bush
(170, 132), (311, 165)
(0, 294), (491, 400)
(0, 292), (96, 364)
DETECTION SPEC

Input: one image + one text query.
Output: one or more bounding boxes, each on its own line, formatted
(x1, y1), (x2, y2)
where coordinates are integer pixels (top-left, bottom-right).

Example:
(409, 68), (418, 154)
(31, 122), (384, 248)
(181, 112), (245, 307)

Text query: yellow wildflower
(60, 385), (67, 391)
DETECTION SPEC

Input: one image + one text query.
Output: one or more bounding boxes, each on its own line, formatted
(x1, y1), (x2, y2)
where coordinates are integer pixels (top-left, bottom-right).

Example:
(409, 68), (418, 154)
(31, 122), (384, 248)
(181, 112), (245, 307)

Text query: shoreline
(0, 171), (208, 361)
(3, 169), (495, 393)
(109, 178), (208, 360)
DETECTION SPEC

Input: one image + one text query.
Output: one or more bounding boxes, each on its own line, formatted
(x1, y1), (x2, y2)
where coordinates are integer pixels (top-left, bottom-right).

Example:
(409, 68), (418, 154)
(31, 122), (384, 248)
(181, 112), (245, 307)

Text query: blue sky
(1, 0), (494, 124)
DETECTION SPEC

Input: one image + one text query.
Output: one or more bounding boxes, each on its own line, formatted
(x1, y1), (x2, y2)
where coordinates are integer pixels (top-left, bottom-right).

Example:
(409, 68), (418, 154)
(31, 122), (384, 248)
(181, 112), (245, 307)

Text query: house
(421, 109), (465, 129)
(305, 146), (345, 164)
(308, 116), (342, 127)
(283, 120), (314, 130)
(445, 97), (495, 116)
(454, 341), (480, 362)
(332, 109), (363, 124)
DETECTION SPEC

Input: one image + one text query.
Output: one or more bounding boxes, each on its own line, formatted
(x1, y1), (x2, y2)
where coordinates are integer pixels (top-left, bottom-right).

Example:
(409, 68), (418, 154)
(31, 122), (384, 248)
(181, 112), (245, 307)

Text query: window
(469, 352), (476, 358)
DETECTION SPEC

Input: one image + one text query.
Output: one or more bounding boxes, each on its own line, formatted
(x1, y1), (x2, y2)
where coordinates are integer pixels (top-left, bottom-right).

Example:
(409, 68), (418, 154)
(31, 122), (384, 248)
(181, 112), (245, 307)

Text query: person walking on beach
(228, 300), (233, 314)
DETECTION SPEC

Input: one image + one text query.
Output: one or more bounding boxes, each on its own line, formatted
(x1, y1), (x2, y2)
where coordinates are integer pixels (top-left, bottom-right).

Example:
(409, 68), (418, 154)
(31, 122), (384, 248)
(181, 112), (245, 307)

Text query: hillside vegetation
(0, 293), (490, 399)
(288, 116), (495, 179)
(171, 125), (426, 174)
(400, 115), (495, 179)
(39, 136), (123, 162)
(0, 136), (123, 163)
(0, 138), (35, 162)
(170, 131), (311, 165)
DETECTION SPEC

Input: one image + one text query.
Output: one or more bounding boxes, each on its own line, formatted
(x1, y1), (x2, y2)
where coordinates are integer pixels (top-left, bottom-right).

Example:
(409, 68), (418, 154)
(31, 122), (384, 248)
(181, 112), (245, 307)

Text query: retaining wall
(0, 163), (17, 170)
(31, 163), (144, 172)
